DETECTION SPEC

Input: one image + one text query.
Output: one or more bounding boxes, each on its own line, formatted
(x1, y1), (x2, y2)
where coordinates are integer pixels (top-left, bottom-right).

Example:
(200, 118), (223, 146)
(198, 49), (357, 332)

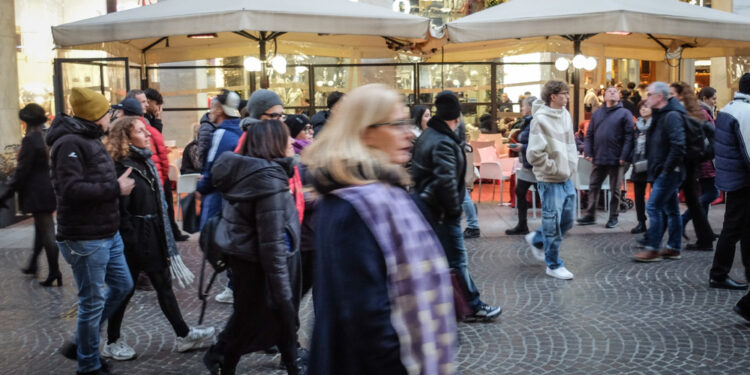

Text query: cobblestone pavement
(1, 204), (750, 374)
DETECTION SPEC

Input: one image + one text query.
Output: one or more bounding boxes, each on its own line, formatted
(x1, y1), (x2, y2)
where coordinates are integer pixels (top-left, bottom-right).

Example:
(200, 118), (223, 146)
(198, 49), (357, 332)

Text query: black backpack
(197, 214), (227, 324)
(679, 113), (715, 162)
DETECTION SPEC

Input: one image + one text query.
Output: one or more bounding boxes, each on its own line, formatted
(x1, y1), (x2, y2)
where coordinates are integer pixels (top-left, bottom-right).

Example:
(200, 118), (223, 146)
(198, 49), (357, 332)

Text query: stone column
(0, 0), (22, 149)
(712, 0), (734, 107)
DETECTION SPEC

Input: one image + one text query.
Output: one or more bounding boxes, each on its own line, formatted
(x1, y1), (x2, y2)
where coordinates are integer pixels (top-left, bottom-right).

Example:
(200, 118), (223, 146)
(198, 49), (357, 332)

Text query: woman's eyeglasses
(263, 112), (287, 121)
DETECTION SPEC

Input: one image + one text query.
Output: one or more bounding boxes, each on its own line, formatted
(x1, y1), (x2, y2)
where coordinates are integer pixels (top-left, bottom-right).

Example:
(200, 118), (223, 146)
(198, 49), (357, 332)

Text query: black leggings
(633, 180), (648, 224)
(29, 213), (59, 275)
(514, 179), (536, 226)
(107, 262), (189, 343)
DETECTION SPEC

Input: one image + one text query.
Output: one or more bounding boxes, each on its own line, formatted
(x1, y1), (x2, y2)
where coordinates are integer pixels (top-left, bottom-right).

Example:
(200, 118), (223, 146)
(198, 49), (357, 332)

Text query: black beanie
(284, 114), (309, 137)
(435, 91), (461, 121)
(740, 73), (750, 95)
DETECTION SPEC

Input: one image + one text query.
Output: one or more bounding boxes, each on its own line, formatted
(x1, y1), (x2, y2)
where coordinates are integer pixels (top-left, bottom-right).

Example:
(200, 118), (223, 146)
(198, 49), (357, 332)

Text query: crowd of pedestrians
(5, 70), (750, 374)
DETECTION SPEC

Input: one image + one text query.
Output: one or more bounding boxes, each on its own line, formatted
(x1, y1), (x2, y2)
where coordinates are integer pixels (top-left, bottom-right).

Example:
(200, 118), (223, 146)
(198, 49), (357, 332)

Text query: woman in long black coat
(203, 120), (302, 375)
(101, 116), (213, 361)
(2, 104), (60, 286)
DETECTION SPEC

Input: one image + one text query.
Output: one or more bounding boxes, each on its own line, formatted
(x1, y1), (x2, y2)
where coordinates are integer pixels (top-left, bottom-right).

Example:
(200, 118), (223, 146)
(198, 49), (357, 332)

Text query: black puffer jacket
(410, 117), (466, 220)
(646, 97), (687, 182)
(11, 129), (56, 213)
(212, 152), (300, 305)
(47, 114), (120, 240)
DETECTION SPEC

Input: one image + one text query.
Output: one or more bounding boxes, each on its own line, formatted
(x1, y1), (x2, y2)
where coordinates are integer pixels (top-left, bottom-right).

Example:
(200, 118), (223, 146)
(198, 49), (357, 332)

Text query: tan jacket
(526, 100), (578, 182)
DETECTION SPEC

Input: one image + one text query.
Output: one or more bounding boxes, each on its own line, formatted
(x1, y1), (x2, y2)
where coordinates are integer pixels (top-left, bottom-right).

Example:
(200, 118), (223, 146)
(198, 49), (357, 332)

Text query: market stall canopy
(440, 0), (750, 61)
(51, 0), (437, 64)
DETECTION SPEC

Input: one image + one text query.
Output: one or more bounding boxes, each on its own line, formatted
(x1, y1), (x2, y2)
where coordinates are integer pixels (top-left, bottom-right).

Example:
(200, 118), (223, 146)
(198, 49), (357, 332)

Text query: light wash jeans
(58, 232), (133, 373)
(530, 179), (576, 270)
(462, 190), (479, 230)
(645, 171), (683, 251)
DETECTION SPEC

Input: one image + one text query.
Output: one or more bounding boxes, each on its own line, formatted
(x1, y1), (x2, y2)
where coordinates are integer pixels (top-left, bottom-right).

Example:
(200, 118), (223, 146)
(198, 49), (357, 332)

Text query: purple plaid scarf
(333, 183), (457, 375)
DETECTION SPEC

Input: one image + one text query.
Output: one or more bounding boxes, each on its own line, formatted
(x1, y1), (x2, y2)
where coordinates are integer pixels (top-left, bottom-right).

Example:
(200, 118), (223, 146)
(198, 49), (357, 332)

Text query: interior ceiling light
(555, 57), (570, 71)
(584, 57), (597, 71)
(187, 33), (218, 39)
(243, 57), (261, 72)
(271, 55), (287, 74)
(606, 31), (632, 36)
(572, 54), (587, 69)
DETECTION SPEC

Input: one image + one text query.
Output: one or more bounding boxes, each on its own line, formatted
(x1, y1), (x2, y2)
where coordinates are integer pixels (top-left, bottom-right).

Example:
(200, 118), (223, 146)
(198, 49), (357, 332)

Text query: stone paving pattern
(1, 204), (750, 374)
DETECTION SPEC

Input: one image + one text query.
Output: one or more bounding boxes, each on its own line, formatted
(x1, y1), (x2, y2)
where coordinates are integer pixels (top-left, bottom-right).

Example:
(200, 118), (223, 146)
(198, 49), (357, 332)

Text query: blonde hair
(302, 83), (409, 188)
(105, 116), (141, 161)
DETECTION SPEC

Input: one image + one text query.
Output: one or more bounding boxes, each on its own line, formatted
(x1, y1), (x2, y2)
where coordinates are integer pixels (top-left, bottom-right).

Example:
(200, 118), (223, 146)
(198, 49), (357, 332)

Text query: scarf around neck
(129, 145), (194, 287)
(332, 183), (456, 375)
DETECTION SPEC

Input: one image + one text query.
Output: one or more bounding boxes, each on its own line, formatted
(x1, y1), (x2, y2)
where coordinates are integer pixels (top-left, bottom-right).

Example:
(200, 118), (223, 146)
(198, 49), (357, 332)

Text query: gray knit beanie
(247, 89), (283, 120)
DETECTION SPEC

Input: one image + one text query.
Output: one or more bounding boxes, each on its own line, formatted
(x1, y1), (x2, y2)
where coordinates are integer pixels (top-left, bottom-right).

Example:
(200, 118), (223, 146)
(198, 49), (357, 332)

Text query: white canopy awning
(51, 0), (433, 64)
(443, 0), (750, 61)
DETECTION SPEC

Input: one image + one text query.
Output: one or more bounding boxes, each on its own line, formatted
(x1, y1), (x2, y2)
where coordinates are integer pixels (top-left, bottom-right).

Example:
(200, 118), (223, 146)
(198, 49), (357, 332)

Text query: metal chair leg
(478, 180), (483, 203)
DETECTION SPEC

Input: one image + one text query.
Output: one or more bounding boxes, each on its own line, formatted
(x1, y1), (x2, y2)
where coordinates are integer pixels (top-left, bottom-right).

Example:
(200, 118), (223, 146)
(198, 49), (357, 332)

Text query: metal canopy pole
(562, 34), (595, 130)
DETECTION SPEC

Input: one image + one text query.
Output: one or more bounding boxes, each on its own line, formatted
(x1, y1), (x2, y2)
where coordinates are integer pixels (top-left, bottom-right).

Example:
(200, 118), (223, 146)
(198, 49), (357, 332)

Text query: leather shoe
(605, 218), (618, 229)
(709, 277), (749, 290)
(630, 221), (647, 234)
(734, 304), (750, 322)
(576, 215), (595, 225)
(505, 224), (529, 235)
(685, 242), (713, 251)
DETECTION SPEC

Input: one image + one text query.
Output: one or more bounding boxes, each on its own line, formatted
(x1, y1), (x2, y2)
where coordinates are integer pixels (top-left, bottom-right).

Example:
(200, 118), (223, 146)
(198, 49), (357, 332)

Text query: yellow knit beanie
(69, 88), (110, 122)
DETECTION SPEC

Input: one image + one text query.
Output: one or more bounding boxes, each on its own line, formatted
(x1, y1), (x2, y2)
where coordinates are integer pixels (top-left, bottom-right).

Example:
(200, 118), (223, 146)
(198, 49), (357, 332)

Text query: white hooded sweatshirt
(526, 99), (578, 183)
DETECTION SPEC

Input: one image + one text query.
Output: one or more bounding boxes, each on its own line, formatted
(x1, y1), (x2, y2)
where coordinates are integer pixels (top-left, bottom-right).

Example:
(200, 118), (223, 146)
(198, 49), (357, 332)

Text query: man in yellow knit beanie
(47, 87), (135, 375)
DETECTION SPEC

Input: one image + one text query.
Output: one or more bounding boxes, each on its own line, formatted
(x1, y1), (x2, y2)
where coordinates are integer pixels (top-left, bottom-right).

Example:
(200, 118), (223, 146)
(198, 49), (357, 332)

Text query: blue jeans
(462, 190), (479, 230)
(530, 179), (576, 270)
(645, 171), (683, 251)
(435, 216), (481, 309)
(199, 191), (222, 230)
(58, 232), (133, 373)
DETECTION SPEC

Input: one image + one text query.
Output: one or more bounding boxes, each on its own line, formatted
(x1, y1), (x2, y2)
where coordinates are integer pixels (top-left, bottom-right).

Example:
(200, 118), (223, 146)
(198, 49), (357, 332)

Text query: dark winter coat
(517, 115), (533, 169)
(714, 92), (750, 192)
(116, 151), (169, 272)
(310, 110), (330, 136)
(47, 114), (120, 240)
(309, 195), (407, 375)
(11, 129), (56, 213)
(621, 99), (638, 118)
(584, 103), (634, 166)
(646, 97), (687, 182)
(196, 112), (216, 167)
(211, 152), (300, 306)
(411, 117), (466, 220)
(698, 104), (716, 180)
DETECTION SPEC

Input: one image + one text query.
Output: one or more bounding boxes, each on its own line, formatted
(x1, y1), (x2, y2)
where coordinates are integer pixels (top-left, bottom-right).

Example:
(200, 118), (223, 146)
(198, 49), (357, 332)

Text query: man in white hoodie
(524, 80), (579, 280)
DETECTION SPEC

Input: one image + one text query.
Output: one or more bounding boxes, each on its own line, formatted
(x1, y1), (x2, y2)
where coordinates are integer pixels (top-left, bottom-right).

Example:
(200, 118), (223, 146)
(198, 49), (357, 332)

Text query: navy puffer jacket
(583, 103), (634, 166)
(714, 93), (750, 191)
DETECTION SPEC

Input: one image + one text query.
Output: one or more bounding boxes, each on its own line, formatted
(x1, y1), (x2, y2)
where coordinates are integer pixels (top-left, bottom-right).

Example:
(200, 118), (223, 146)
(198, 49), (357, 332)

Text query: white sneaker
(101, 338), (136, 360)
(525, 232), (545, 262)
(546, 266), (574, 280)
(215, 287), (234, 304)
(176, 326), (216, 352)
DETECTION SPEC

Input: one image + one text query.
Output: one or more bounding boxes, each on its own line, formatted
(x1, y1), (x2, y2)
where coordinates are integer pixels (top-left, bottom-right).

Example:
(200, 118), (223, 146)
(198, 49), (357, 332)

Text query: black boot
(505, 223), (529, 235)
(203, 346), (234, 375)
(630, 221), (647, 234)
